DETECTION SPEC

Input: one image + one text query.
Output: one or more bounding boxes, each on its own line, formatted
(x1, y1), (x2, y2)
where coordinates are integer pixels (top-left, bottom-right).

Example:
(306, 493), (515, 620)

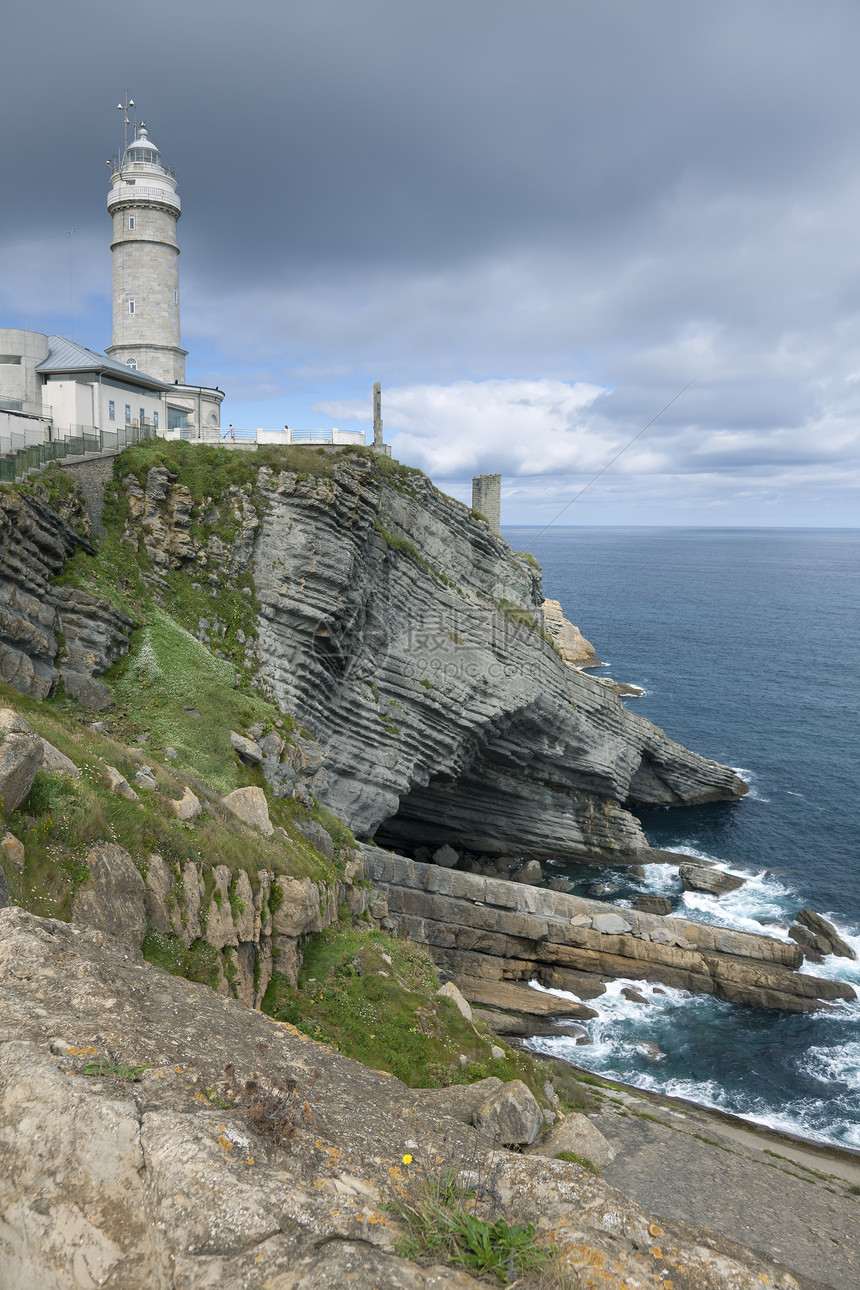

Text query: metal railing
(107, 184), (181, 213)
(0, 422), (155, 483)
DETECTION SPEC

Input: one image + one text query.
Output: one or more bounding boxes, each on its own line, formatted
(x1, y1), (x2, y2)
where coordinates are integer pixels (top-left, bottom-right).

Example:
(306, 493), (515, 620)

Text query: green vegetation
(389, 1167), (558, 1284)
(515, 550), (541, 571)
(104, 607), (284, 793)
(553, 1150), (599, 1174)
(261, 925), (557, 1097)
(81, 1056), (152, 1081)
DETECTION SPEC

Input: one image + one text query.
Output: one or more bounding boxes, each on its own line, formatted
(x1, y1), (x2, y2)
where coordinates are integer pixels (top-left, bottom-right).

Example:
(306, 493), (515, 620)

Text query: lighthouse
(105, 122), (186, 383)
(105, 106), (223, 433)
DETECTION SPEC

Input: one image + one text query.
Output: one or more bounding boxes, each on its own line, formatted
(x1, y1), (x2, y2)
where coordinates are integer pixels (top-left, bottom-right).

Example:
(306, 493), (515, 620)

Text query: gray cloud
(2, 0), (860, 521)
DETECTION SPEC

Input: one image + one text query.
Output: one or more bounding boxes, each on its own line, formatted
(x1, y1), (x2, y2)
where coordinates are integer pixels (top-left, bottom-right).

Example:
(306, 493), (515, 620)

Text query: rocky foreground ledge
(0, 907), (818, 1290)
(360, 847), (856, 1014)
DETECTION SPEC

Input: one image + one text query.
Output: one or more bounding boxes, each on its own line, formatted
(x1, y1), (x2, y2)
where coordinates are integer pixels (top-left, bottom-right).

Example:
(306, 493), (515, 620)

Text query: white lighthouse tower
(106, 120), (185, 382)
(105, 103), (223, 433)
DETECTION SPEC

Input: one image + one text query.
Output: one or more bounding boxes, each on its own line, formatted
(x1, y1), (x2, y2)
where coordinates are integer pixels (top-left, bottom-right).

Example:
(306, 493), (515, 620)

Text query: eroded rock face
(186, 456), (743, 864)
(542, 597), (599, 665)
(0, 908), (811, 1290)
(0, 485), (134, 701)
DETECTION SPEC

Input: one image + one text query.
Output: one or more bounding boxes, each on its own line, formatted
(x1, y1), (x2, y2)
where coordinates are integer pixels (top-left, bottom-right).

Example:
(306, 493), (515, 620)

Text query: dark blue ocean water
(503, 527), (860, 1149)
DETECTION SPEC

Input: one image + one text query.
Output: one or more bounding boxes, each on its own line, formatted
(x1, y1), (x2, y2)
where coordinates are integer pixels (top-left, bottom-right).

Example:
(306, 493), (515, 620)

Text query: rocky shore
(359, 846), (855, 1014)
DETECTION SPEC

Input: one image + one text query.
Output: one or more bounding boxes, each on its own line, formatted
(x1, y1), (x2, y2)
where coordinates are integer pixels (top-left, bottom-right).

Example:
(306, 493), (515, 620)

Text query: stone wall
(59, 455), (116, 539)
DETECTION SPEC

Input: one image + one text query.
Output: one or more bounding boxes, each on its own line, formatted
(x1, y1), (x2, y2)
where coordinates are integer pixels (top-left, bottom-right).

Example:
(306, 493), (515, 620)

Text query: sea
(501, 526), (860, 1151)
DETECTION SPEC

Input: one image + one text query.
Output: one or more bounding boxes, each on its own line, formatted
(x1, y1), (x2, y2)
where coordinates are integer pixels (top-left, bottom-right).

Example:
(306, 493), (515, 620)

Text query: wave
(731, 766), (769, 802)
(525, 977), (860, 1150)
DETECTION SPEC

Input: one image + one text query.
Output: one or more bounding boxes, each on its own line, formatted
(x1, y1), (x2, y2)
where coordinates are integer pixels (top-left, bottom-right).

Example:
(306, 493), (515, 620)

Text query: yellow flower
(402, 1153), (413, 1165)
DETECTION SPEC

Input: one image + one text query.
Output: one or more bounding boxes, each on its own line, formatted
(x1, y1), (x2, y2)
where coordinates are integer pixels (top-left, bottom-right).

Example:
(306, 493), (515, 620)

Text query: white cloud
(316, 378), (608, 476)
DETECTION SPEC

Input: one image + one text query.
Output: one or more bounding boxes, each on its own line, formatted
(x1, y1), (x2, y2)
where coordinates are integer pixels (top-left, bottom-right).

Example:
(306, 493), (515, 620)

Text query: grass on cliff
(262, 925), (557, 1098)
(103, 607), (290, 794)
(0, 676), (341, 930)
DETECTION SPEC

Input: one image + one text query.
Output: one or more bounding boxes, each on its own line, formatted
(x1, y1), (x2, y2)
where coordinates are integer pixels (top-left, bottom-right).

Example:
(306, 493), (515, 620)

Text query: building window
(209, 413), (218, 426)
(126, 358), (137, 370)
(128, 215), (135, 230)
(174, 289), (178, 303)
(153, 411), (158, 430)
(125, 404), (131, 424)
(108, 400), (115, 421)
(139, 407), (145, 426)
(128, 298), (135, 314)
(167, 408), (189, 430)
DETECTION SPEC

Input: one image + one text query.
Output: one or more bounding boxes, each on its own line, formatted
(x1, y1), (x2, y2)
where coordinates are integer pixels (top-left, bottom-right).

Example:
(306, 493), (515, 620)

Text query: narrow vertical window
(128, 215), (135, 230)
(139, 407), (145, 426)
(153, 411), (158, 430)
(128, 298), (135, 314)
(125, 404), (131, 424)
(108, 400), (115, 421)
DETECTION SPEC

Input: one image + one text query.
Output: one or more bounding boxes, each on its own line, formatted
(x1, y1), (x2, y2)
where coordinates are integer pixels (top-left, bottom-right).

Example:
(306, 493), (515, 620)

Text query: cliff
(72, 443), (746, 865)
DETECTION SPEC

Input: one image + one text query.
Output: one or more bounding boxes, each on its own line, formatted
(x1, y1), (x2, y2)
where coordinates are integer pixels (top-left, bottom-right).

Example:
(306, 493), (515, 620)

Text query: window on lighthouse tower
(128, 298), (135, 314)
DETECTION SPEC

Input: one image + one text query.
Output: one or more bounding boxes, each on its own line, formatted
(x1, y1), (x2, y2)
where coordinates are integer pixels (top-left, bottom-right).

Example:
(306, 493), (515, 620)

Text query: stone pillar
(472, 474), (501, 535)
(373, 382), (383, 446)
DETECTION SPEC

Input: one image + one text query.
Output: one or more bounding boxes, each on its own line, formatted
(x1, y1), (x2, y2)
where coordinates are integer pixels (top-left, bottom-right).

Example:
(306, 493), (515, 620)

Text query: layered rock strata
(0, 905), (812, 1290)
(0, 484), (133, 702)
(108, 455), (746, 863)
(360, 847), (855, 1014)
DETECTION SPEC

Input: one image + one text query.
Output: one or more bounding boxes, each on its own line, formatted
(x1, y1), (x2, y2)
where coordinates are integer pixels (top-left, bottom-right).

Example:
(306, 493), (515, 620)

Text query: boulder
(621, 987), (651, 1006)
(432, 844), (459, 868)
(679, 862), (746, 896)
(39, 739), (81, 779)
(167, 786), (202, 823)
(547, 877), (574, 892)
(103, 765), (140, 803)
(133, 765), (159, 792)
(473, 1079), (544, 1147)
(271, 876), (325, 938)
(513, 859), (543, 885)
(60, 669), (112, 711)
(71, 843), (147, 949)
(222, 786), (273, 836)
(0, 710), (43, 812)
(435, 980), (473, 1022)
(792, 908), (855, 960)
(530, 1111), (616, 1169)
(1, 832), (25, 871)
(634, 894), (672, 916)
(229, 730), (264, 766)
(592, 912), (632, 934)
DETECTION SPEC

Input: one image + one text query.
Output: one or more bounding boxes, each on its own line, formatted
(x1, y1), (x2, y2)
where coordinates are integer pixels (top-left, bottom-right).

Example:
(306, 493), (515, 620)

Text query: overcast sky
(2, 0), (860, 524)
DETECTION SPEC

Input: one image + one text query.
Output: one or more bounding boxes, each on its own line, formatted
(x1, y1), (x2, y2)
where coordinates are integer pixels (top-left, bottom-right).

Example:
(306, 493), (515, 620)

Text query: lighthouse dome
(124, 126), (162, 165)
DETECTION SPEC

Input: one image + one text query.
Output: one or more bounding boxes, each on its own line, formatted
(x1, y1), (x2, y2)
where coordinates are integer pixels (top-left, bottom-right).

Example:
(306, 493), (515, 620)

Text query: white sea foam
(528, 979), (583, 1003)
(803, 1039), (860, 1091)
(730, 766), (770, 803)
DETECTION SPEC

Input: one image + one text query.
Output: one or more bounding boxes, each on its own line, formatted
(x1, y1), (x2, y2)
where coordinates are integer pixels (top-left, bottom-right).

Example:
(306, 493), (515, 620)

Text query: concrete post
(373, 383), (383, 446)
(472, 474), (501, 535)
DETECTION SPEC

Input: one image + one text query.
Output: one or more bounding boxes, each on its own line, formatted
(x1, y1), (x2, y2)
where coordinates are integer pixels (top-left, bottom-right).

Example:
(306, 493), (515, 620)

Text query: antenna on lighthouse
(117, 92), (135, 155)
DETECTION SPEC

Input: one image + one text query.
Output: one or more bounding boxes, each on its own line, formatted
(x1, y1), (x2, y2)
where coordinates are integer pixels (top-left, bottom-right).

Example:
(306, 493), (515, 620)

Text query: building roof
(35, 336), (171, 391)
